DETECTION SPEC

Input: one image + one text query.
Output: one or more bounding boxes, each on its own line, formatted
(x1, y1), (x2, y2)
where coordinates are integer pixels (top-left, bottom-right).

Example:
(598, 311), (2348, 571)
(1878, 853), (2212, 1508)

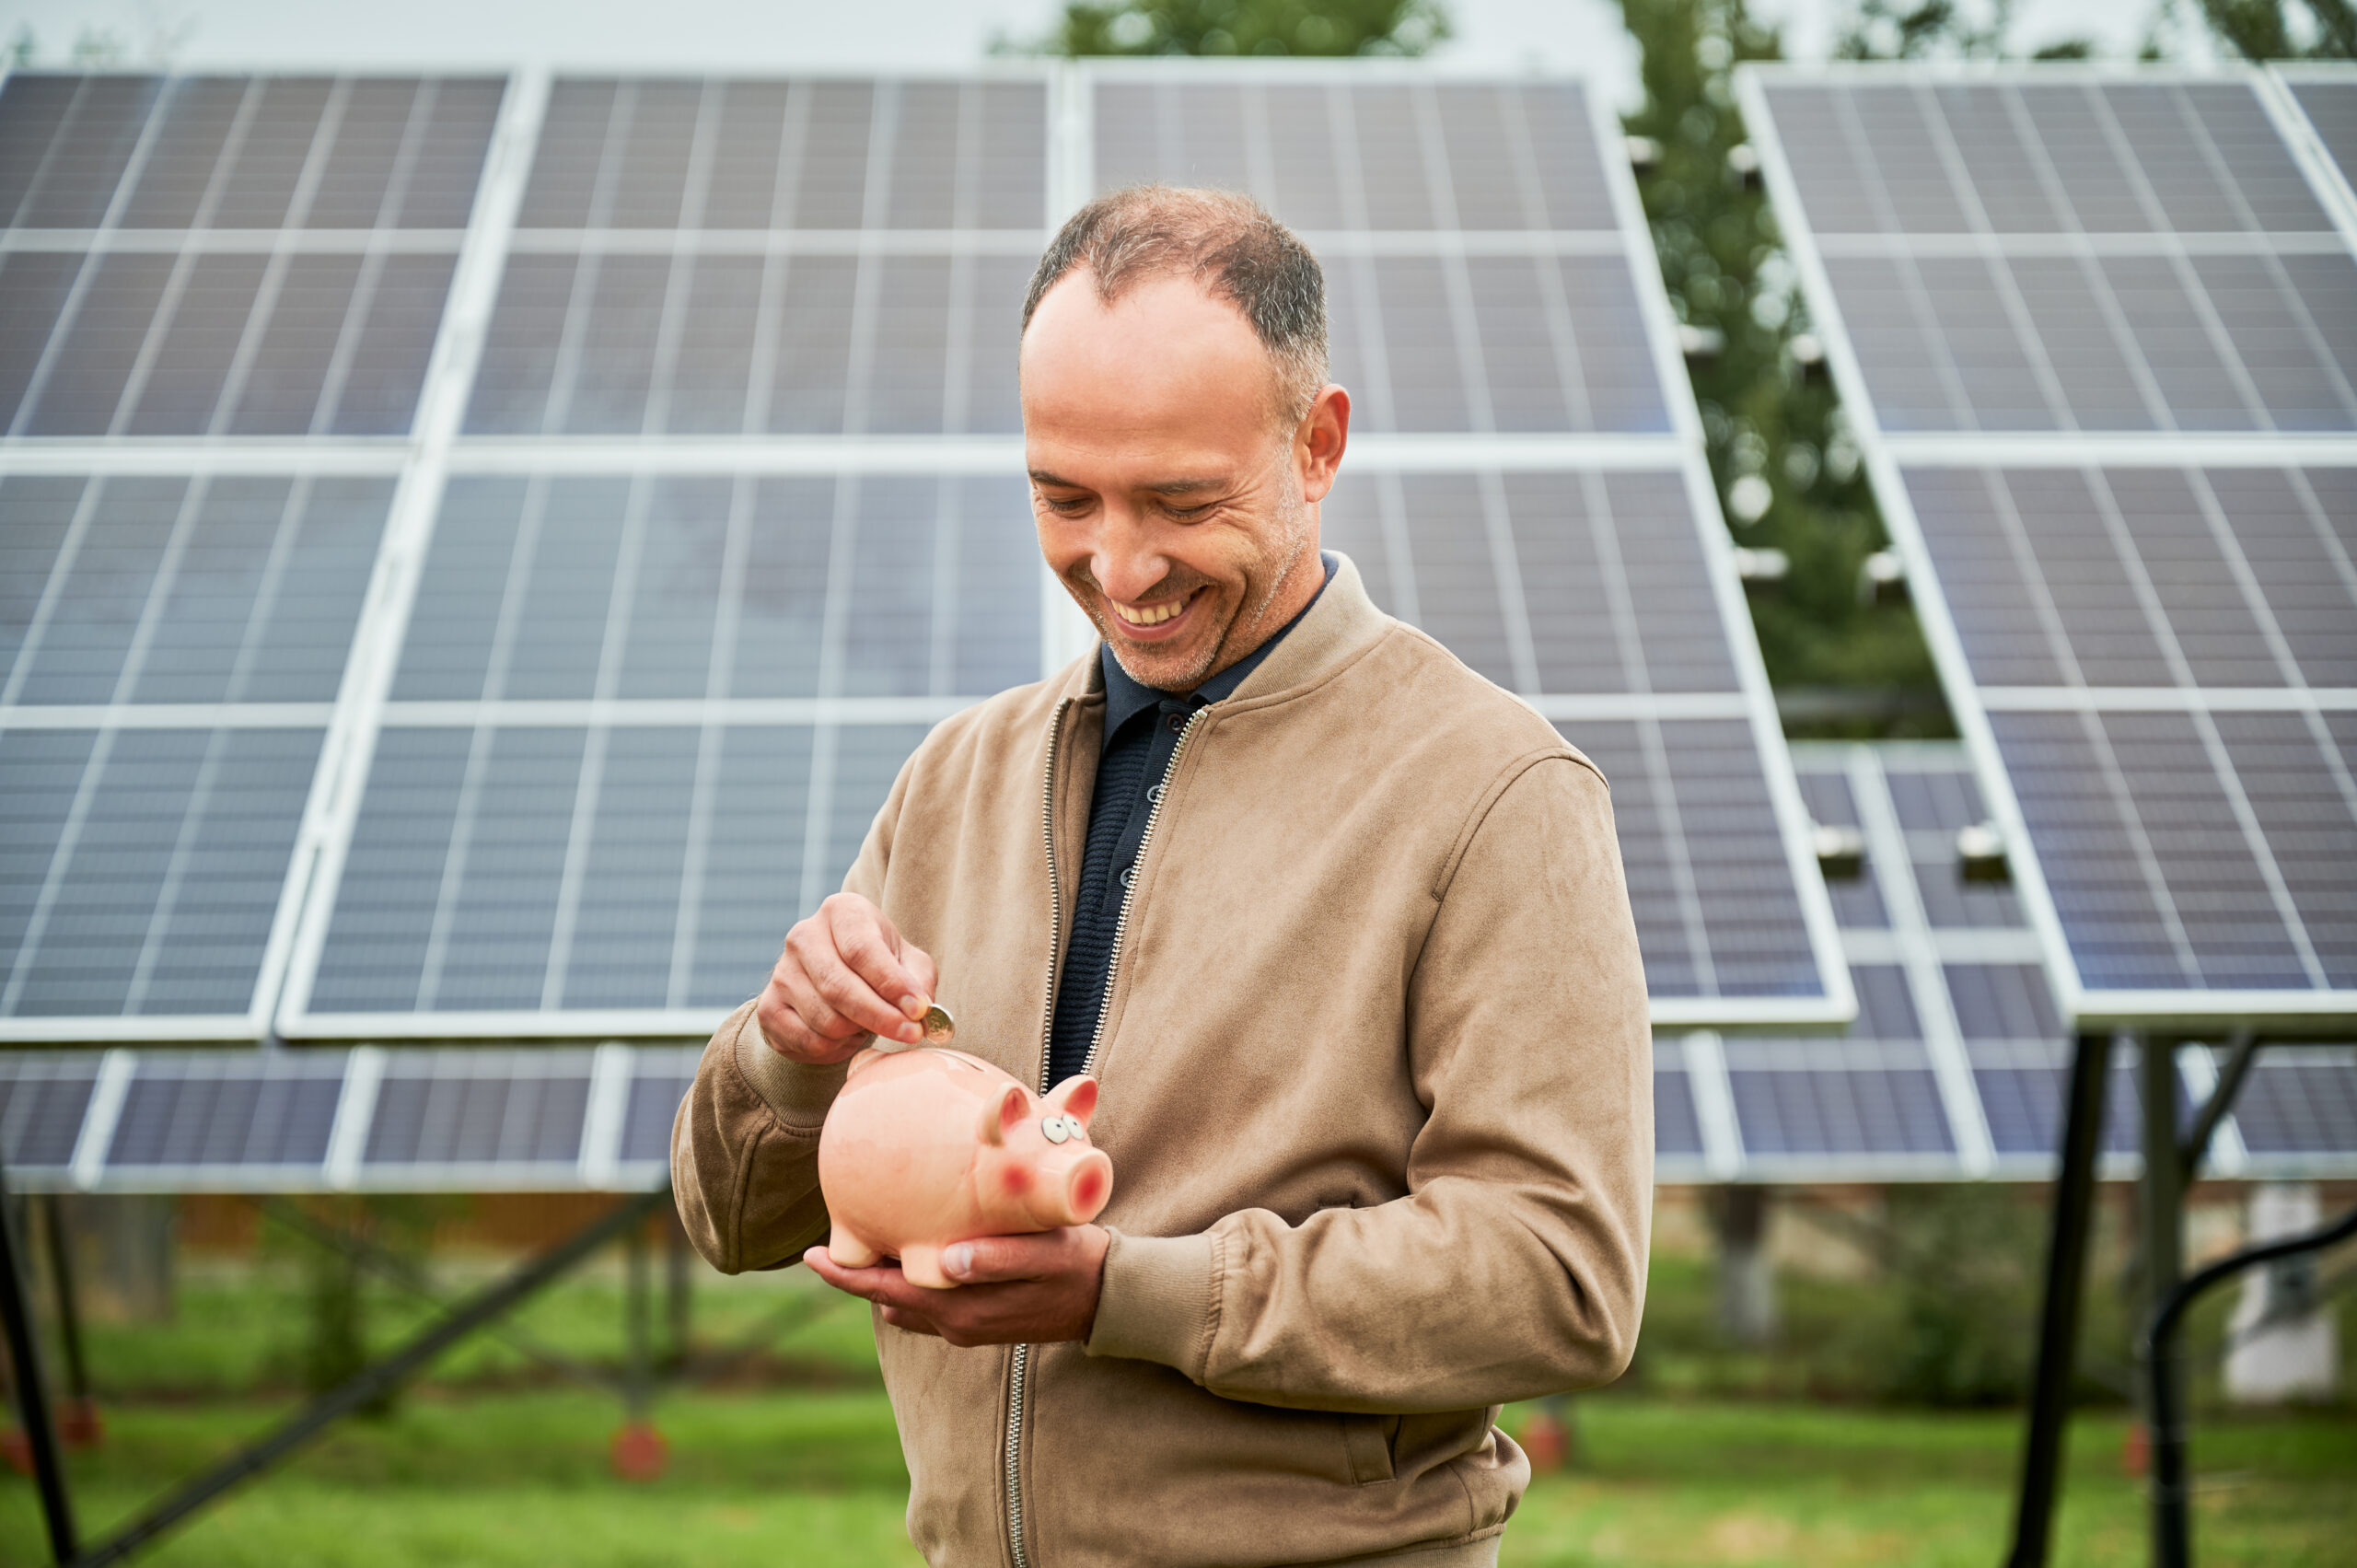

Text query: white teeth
(1116, 595), (1188, 627)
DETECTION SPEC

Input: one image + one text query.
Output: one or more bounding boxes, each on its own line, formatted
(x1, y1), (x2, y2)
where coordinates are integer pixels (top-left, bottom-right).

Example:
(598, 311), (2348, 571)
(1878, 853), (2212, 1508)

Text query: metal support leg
(2138, 1032), (2185, 1539)
(664, 1212), (691, 1376)
(624, 1224), (649, 1421)
(0, 1167), (79, 1564)
(610, 1212), (665, 1481)
(2004, 1028), (2116, 1568)
(40, 1196), (100, 1446)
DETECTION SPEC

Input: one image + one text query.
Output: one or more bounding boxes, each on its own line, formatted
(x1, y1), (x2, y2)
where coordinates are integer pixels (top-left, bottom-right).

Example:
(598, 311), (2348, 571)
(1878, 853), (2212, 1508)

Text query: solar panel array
(1742, 66), (2357, 1032)
(0, 63), (1848, 1063)
(1652, 743), (2357, 1182)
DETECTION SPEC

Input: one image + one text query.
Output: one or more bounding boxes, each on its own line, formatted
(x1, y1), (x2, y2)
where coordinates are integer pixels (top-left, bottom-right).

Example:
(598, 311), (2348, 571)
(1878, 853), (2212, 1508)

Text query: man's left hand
(803, 1226), (1110, 1347)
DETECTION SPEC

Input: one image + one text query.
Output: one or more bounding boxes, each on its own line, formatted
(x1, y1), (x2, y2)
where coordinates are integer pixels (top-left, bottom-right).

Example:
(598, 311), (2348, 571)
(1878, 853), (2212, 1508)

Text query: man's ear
(977, 1084), (1029, 1147)
(1046, 1075), (1098, 1127)
(1296, 382), (1350, 505)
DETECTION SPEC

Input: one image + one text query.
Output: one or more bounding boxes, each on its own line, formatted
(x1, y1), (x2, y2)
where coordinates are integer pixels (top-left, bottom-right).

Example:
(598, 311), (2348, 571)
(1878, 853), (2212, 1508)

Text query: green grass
(6, 1231), (2347, 1566)
(3, 1388), (2349, 1567)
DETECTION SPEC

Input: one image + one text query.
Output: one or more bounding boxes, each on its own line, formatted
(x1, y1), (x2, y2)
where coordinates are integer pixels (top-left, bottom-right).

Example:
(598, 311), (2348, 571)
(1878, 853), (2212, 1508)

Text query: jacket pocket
(1340, 1413), (1400, 1485)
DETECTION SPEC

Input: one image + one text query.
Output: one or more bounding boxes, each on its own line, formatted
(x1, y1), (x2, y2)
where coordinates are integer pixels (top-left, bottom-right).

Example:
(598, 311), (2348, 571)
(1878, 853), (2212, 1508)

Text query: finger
(774, 929), (866, 1041)
(825, 898), (931, 1026)
(900, 941), (939, 1005)
(802, 925), (923, 1044)
(941, 1230), (1072, 1285)
(757, 985), (864, 1064)
(775, 964), (872, 1051)
(804, 1249), (948, 1313)
(877, 1306), (943, 1338)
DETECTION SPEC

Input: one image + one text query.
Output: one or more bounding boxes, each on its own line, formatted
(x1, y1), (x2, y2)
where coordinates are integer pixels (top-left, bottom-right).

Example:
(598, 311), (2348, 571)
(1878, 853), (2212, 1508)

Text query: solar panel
(0, 74), (498, 438)
(1751, 75), (2356, 436)
(0, 1043), (692, 1192)
(1744, 65), (2357, 1034)
(272, 75), (1065, 1044)
(0, 470), (395, 1040)
(1648, 740), (2357, 1183)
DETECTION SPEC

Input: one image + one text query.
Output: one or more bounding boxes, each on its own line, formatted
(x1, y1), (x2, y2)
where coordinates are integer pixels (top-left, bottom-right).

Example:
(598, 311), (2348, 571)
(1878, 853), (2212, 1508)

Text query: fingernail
(899, 994), (924, 1018)
(899, 1021), (922, 1043)
(945, 1243), (972, 1279)
(802, 1246), (824, 1266)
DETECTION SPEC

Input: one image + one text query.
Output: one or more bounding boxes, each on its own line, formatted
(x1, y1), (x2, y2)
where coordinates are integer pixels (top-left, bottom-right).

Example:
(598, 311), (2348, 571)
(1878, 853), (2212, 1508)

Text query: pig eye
(1062, 1116), (1087, 1142)
(1040, 1118), (1070, 1145)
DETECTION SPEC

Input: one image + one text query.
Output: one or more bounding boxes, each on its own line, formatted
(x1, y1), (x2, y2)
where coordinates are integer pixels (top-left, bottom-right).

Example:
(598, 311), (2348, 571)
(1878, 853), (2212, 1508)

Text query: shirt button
(1119, 867), (1134, 889)
(1165, 713), (1186, 733)
(1147, 784), (1166, 806)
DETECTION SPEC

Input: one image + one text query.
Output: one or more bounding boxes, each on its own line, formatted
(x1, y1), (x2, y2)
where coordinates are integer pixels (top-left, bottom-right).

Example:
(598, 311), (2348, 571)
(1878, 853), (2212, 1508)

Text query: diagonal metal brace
(67, 1185), (672, 1568)
(2177, 1032), (2259, 1181)
(254, 1196), (623, 1396)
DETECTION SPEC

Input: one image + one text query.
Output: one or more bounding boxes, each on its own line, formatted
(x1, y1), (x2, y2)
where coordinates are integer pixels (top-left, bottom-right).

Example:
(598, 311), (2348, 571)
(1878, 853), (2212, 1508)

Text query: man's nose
(1090, 517), (1169, 603)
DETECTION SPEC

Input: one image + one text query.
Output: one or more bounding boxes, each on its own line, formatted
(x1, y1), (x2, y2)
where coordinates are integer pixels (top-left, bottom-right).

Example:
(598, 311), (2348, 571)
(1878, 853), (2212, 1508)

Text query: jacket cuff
(1086, 1228), (1217, 1376)
(730, 1005), (850, 1132)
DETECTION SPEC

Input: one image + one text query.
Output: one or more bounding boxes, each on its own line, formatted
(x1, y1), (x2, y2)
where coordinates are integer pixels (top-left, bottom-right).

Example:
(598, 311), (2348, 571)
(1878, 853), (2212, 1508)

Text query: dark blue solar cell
(2230, 1053), (2357, 1156)
(1726, 1064), (1952, 1156)
(364, 1056), (590, 1166)
(1654, 1063), (1703, 1157)
(621, 1066), (696, 1164)
(108, 1061), (343, 1167)
(0, 1061), (98, 1167)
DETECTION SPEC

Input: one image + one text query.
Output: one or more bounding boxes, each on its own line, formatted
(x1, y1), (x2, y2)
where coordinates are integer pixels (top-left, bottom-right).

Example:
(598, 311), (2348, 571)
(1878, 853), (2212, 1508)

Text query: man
(674, 185), (1651, 1568)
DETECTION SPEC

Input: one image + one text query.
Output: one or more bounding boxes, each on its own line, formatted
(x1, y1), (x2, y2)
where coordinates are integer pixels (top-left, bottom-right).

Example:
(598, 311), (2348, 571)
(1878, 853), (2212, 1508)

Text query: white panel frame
(1738, 62), (2357, 1037)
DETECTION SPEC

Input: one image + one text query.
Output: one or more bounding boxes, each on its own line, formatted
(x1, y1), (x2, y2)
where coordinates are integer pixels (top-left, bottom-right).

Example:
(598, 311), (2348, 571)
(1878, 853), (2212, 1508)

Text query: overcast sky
(6, 0), (2200, 110)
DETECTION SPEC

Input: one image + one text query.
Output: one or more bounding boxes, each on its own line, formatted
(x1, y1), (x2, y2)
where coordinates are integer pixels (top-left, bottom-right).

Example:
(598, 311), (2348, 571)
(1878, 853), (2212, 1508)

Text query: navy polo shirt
(1045, 553), (1338, 1086)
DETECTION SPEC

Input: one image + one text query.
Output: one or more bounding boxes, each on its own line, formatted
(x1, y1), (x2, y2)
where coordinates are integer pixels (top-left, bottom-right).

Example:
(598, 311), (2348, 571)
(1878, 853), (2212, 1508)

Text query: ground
(0, 1237), (2349, 1566)
(4, 1388), (2351, 1567)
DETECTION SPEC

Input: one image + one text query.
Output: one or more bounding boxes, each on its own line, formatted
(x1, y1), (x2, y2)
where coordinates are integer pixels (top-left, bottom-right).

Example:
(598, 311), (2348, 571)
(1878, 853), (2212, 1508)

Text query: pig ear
(976, 1084), (1028, 1147)
(1046, 1075), (1098, 1127)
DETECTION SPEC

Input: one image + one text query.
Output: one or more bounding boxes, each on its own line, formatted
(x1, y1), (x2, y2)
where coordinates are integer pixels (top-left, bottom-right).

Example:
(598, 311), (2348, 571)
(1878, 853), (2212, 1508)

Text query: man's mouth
(1108, 587), (1202, 633)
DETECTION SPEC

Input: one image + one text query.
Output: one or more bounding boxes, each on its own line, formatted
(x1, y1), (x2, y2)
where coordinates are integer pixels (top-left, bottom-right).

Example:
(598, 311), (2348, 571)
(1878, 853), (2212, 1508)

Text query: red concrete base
(57, 1398), (104, 1447)
(610, 1421), (668, 1481)
(1521, 1410), (1569, 1474)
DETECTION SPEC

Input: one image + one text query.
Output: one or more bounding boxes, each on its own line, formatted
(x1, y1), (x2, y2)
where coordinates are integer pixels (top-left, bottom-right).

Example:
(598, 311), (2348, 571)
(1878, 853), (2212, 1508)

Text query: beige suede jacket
(673, 555), (1653, 1568)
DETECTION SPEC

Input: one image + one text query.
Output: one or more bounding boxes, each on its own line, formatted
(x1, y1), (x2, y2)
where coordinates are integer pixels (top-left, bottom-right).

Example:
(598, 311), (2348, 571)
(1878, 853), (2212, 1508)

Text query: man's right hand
(758, 892), (940, 1065)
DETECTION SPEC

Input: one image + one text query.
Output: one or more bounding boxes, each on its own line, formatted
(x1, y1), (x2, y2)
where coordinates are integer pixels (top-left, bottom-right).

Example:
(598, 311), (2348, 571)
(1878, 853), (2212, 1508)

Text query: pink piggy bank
(817, 1046), (1114, 1289)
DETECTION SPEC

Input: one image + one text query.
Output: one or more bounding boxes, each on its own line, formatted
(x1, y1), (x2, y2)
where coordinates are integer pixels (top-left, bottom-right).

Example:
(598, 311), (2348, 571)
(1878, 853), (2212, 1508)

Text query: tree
(1031, 0), (1451, 57)
(1620, 0), (1944, 716)
(2193, 0), (2357, 57)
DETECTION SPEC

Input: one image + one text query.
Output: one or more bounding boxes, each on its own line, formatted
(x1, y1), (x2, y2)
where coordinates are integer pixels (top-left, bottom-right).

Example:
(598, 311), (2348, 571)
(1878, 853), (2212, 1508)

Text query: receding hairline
(1020, 184), (1329, 425)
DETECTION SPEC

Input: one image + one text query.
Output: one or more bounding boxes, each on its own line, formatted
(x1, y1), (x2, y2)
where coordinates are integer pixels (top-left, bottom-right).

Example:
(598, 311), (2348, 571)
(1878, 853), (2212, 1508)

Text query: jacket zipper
(1003, 699), (1203, 1568)
(1006, 696), (1072, 1568)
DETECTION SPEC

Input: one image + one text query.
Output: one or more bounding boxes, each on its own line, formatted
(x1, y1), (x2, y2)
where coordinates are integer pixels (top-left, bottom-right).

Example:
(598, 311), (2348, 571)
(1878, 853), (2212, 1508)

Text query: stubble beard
(1075, 470), (1316, 694)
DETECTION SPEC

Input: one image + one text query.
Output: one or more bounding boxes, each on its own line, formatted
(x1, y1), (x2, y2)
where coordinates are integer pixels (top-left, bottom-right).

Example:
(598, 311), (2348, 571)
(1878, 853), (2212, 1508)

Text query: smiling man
(674, 187), (1653, 1568)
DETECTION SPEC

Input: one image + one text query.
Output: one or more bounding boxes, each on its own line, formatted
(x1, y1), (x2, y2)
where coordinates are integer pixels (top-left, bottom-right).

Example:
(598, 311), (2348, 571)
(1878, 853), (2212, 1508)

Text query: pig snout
(1003, 1144), (1111, 1230)
(1052, 1147), (1113, 1226)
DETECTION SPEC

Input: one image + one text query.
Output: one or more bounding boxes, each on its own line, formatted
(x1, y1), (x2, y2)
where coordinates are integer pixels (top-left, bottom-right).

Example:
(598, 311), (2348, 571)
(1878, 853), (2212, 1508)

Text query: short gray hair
(1022, 185), (1329, 424)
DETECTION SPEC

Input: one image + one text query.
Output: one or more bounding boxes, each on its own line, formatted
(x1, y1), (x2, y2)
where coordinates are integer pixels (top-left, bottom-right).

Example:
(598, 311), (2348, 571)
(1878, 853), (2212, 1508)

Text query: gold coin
(921, 1003), (956, 1046)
